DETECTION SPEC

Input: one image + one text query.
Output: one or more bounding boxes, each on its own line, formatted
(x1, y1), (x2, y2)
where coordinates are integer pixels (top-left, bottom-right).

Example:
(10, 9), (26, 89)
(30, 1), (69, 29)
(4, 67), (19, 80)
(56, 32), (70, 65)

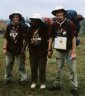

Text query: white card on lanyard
(54, 37), (67, 50)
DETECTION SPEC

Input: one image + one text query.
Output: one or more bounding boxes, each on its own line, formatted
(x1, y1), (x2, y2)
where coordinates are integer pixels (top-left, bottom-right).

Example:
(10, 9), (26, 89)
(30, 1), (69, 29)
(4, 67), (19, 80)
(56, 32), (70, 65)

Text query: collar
(55, 18), (67, 27)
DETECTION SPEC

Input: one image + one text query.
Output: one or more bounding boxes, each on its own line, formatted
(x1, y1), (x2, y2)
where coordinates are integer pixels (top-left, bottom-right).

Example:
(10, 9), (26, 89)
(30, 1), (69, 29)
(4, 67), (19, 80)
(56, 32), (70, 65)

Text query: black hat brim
(9, 13), (22, 21)
(52, 9), (66, 16)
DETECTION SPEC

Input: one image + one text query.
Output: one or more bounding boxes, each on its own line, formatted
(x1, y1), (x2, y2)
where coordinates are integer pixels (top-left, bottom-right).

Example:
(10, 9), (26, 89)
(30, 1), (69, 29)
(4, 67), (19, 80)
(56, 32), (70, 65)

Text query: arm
(21, 26), (29, 54)
(47, 24), (55, 58)
(48, 37), (54, 58)
(48, 37), (53, 51)
(21, 40), (28, 53)
(3, 25), (9, 55)
(71, 36), (76, 58)
(3, 38), (8, 55)
(70, 21), (76, 58)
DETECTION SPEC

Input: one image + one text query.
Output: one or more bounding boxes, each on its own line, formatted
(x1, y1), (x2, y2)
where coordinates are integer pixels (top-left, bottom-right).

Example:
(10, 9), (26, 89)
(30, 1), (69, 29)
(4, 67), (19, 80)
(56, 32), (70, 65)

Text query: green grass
(0, 35), (85, 96)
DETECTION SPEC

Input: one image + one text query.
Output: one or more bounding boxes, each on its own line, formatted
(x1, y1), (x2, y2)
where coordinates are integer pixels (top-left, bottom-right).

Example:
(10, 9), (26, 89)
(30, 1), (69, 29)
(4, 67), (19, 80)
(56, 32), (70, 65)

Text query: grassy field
(0, 35), (85, 96)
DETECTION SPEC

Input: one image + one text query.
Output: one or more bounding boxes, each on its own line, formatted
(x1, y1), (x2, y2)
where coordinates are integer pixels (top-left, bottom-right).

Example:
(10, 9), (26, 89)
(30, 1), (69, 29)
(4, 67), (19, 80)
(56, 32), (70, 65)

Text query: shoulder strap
(66, 19), (71, 32)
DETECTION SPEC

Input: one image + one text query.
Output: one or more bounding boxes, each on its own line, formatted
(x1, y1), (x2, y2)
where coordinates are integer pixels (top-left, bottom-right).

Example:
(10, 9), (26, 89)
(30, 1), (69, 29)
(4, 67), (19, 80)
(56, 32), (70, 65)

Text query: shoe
(40, 84), (46, 89)
(4, 80), (12, 85)
(71, 89), (79, 96)
(19, 80), (28, 86)
(47, 81), (61, 91)
(31, 83), (36, 89)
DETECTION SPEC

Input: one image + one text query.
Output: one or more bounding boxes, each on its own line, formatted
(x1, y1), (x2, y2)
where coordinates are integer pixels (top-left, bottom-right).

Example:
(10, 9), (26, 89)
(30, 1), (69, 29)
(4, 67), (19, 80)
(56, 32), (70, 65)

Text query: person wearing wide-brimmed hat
(22, 13), (49, 89)
(52, 6), (66, 16)
(3, 12), (28, 85)
(47, 6), (79, 95)
(9, 12), (23, 21)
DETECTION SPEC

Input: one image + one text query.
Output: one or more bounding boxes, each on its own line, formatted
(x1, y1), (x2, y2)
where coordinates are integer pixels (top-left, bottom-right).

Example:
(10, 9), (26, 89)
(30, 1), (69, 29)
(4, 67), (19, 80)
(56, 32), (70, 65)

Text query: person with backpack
(52, 10), (84, 46)
(3, 12), (28, 85)
(47, 6), (79, 96)
(22, 14), (49, 89)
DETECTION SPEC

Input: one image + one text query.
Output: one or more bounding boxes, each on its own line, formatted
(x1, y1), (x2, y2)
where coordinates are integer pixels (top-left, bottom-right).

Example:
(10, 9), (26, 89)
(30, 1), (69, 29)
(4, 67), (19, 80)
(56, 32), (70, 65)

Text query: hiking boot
(4, 80), (12, 85)
(19, 80), (28, 86)
(19, 80), (29, 86)
(19, 77), (30, 86)
(47, 81), (61, 91)
(70, 89), (79, 96)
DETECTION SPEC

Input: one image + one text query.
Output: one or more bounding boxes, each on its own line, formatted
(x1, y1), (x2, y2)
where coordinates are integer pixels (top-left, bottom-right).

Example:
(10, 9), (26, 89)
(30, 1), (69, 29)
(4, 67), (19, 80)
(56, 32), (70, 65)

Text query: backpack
(66, 10), (77, 21)
(66, 10), (82, 46)
(66, 10), (81, 37)
(42, 17), (53, 25)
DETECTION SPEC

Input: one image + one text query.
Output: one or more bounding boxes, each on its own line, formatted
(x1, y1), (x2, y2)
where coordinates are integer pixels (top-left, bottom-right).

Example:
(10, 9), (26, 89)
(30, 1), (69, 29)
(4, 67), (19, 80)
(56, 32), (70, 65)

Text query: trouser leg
(30, 56), (38, 83)
(16, 54), (28, 81)
(66, 51), (78, 89)
(38, 56), (47, 84)
(4, 52), (15, 80)
(56, 51), (65, 84)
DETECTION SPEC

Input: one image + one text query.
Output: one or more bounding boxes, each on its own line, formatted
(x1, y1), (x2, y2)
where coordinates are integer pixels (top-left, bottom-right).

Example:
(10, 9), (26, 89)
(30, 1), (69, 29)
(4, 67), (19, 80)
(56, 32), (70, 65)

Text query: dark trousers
(30, 56), (47, 84)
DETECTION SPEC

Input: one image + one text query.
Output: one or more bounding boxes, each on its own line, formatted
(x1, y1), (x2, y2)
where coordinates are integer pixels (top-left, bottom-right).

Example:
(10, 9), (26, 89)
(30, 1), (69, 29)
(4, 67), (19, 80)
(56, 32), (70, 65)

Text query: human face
(55, 11), (65, 22)
(12, 15), (20, 24)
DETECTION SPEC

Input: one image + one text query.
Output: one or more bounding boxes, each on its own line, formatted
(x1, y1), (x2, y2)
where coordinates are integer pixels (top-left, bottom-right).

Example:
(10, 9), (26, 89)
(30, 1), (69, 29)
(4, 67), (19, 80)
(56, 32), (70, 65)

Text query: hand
(3, 49), (7, 55)
(48, 50), (53, 58)
(21, 49), (26, 57)
(21, 48), (25, 54)
(71, 51), (76, 59)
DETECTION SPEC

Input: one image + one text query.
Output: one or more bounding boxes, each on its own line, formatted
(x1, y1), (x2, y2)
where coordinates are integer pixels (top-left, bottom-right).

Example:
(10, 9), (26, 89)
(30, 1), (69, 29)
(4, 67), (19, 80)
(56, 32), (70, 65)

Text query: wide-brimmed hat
(29, 13), (43, 22)
(52, 6), (66, 16)
(9, 12), (22, 21)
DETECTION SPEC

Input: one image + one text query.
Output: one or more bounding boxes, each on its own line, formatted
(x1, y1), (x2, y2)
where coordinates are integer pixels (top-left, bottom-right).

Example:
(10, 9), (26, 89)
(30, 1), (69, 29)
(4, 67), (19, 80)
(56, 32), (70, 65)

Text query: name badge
(54, 37), (67, 50)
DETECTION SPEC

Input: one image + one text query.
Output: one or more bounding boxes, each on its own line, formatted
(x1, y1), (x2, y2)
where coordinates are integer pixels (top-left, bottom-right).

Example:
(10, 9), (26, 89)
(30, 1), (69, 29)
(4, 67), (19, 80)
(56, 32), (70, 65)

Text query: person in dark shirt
(48, 6), (79, 96)
(22, 13), (49, 89)
(3, 12), (28, 85)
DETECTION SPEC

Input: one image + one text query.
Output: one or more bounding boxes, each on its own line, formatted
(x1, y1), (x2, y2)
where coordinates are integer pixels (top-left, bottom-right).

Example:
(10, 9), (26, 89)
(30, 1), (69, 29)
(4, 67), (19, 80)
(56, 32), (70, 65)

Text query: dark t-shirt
(26, 23), (49, 57)
(4, 22), (28, 55)
(50, 19), (76, 51)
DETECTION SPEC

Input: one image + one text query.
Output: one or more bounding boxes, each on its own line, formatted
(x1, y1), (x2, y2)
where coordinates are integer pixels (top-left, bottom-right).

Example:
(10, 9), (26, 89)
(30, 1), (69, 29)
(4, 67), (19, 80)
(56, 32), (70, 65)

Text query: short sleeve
(4, 24), (10, 39)
(69, 21), (76, 37)
(49, 23), (56, 38)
